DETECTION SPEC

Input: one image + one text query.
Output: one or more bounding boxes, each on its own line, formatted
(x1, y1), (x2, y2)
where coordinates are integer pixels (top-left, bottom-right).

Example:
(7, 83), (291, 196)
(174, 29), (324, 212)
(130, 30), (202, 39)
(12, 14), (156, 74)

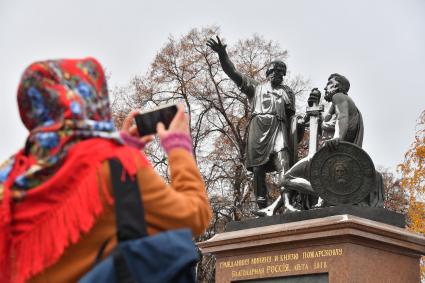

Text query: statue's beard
(324, 92), (333, 102)
(324, 89), (338, 102)
(270, 76), (283, 87)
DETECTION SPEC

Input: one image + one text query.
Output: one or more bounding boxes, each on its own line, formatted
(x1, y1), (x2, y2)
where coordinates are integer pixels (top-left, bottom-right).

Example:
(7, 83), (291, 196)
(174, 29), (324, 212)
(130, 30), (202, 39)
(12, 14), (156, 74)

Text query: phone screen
(134, 104), (178, 136)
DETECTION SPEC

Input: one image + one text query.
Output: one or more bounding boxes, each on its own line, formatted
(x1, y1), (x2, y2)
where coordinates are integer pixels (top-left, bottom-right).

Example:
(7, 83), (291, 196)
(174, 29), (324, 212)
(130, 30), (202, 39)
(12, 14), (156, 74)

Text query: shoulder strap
(108, 158), (148, 241)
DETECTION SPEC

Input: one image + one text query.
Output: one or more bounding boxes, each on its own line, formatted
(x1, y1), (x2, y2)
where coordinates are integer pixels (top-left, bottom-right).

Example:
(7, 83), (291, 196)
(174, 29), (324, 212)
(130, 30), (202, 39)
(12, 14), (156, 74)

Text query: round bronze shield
(310, 141), (376, 205)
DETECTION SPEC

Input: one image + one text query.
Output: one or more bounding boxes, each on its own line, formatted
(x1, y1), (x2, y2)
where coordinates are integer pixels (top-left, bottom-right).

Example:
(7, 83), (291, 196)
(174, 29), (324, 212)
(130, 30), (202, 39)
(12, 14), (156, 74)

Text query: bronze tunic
(239, 76), (295, 172)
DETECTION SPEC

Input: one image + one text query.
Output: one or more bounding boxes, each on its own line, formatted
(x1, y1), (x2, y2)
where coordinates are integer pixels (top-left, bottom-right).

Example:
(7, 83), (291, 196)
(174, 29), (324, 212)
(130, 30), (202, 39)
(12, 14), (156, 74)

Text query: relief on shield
(310, 142), (376, 205)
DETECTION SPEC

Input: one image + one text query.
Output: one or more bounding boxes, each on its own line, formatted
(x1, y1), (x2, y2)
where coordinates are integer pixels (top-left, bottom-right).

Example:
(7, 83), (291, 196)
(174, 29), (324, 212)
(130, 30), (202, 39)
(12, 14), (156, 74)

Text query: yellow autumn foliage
(399, 110), (425, 278)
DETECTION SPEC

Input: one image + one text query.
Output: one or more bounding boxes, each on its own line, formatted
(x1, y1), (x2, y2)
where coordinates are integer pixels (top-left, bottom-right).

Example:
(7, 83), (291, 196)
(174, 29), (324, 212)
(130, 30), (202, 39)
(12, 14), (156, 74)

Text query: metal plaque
(310, 142), (376, 205)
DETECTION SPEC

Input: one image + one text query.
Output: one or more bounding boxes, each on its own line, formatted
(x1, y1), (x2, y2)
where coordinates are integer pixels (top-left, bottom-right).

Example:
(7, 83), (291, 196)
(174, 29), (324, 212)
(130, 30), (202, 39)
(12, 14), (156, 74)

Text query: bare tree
(111, 26), (310, 282)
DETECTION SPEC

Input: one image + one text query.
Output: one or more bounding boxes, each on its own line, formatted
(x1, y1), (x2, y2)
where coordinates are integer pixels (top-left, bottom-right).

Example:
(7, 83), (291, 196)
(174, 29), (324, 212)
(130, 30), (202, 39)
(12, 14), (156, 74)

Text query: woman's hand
(121, 110), (154, 145)
(156, 104), (189, 140)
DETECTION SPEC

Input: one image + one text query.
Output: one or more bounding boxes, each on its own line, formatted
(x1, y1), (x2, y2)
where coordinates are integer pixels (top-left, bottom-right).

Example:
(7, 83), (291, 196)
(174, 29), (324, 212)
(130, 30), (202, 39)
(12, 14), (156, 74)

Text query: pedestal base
(198, 215), (425, 283)
(226, 206), (405, 231)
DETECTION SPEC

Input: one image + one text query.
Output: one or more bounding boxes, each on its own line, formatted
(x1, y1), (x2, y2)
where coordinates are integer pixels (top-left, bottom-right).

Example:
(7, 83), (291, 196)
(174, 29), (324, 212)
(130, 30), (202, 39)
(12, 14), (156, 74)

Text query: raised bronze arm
(207, 36), (243, 87)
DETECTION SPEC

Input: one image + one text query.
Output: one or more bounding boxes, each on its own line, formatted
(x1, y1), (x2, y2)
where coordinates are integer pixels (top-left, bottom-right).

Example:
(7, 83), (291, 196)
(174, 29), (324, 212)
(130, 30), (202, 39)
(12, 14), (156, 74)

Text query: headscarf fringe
(0, 145), (136, 283)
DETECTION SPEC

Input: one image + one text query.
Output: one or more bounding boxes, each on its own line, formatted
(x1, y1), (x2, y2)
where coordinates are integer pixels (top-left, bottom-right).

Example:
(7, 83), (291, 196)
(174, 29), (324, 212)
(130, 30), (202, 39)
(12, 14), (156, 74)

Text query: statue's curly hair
(266, 60), (287, 77)
(328, 73), (350, 94)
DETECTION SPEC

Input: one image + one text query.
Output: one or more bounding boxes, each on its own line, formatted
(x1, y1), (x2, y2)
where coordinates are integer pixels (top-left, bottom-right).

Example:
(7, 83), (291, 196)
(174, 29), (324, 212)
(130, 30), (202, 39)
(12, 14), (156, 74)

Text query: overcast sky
(1, 0), (424, 173)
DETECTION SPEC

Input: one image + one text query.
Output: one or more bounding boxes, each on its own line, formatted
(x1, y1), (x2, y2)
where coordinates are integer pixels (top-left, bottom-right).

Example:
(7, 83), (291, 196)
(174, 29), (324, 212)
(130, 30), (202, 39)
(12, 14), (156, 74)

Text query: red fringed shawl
(0, 139), (148, 283)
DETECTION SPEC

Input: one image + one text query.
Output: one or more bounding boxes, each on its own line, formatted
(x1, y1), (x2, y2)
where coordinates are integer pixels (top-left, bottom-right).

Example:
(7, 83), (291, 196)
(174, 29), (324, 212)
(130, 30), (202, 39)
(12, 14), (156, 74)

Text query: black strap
(108, 159), (149, 282)
(109, 158), (148, 241)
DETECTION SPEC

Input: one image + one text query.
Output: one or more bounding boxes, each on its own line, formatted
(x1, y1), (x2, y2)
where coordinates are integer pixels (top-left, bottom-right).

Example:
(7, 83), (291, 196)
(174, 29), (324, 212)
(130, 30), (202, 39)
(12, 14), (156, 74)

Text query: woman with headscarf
(0, 58), (211, 283)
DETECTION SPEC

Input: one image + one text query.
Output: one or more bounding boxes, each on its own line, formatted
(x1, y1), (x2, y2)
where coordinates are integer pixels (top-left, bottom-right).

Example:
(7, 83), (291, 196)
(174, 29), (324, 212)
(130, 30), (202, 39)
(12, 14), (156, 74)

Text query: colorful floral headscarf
(0, 58), (148, 283)
(0, 58), (121, 192)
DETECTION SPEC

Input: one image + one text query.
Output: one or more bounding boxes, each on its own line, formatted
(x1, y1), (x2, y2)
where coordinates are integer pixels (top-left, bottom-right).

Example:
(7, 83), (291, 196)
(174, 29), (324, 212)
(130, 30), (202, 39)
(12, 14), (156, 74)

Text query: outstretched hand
(207, 36), (227, 54)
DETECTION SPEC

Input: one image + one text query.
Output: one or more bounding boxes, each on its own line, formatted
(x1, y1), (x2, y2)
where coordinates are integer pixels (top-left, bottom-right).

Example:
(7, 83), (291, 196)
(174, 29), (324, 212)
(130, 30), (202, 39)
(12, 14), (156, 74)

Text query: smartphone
(134, 103), (178, 136)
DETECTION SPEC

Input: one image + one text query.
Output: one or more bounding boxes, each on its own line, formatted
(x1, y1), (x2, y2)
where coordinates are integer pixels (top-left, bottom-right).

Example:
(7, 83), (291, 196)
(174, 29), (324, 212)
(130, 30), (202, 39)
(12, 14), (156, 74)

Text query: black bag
(79, 159), (198, 283)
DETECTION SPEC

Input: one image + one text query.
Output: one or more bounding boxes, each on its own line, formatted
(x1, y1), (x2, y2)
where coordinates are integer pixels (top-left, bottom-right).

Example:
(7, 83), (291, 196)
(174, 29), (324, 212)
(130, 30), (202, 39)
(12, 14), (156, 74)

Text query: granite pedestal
(198, 214), (425, 283)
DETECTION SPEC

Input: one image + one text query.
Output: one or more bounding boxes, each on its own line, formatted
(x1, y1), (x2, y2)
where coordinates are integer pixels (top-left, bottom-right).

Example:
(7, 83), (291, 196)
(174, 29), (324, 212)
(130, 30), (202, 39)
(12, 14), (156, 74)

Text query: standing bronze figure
(207, 36), (298, 209)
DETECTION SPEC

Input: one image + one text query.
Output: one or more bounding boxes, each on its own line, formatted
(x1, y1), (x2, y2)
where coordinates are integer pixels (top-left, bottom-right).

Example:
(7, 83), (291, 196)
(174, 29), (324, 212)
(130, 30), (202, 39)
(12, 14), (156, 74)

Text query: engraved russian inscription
(220, 247), (343, 280)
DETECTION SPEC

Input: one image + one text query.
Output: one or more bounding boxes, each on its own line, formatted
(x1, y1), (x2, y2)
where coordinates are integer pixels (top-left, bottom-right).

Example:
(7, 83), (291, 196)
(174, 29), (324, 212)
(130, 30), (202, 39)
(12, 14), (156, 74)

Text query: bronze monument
(200, 37), (423, 283)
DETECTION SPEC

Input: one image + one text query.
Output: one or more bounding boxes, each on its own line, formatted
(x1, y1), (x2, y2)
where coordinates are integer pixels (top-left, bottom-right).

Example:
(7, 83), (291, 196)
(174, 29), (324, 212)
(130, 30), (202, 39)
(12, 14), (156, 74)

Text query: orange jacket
(28, 148), (211, 283)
